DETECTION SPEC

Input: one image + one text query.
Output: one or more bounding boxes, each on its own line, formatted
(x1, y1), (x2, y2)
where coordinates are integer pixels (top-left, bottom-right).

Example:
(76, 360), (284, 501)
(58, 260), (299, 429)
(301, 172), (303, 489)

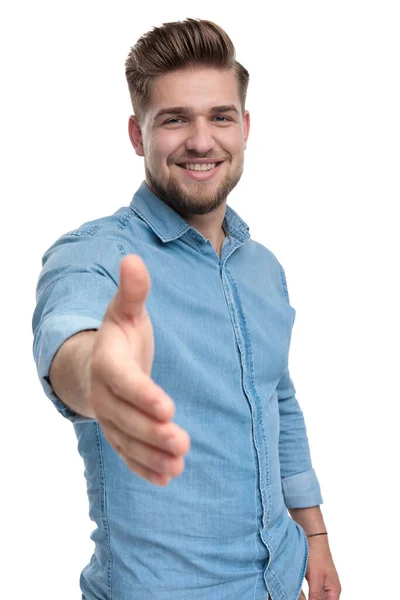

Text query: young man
(32, 18), (341, 600)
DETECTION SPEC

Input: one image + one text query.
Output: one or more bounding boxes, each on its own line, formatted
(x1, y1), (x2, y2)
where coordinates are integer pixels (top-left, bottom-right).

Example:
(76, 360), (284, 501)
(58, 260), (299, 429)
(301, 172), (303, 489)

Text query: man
(32, 18), (341, 600)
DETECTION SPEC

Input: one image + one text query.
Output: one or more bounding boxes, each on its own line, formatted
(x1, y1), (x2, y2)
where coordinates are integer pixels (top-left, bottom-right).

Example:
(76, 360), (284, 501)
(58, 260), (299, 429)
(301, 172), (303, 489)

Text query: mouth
(175, 161), (224, 181)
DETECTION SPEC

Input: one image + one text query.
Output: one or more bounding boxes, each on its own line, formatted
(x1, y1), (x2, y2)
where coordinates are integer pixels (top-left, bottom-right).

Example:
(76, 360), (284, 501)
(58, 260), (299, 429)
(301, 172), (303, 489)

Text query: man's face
(129, 67), (250, 218)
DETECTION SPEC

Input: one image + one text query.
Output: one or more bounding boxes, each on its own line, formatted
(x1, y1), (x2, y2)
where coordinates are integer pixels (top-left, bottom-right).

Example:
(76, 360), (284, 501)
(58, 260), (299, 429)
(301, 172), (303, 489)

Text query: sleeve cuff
(281, 468), (324, 508)
(33, 314), (102, 424)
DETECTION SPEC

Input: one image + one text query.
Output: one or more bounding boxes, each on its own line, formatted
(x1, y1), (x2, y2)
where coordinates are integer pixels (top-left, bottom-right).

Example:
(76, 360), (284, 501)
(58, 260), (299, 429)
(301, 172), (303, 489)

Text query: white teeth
(183, 163), (217, 171)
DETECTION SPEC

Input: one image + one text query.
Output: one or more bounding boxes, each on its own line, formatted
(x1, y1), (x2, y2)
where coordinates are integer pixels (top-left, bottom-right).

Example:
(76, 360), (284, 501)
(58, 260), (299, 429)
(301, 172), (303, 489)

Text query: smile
(176, 162), (224, 180)
(180, 162), (221, 171)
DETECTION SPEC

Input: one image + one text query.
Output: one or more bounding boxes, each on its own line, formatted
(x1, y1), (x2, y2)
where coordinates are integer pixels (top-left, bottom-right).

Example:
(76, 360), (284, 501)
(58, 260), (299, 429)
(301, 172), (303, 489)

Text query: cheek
(154, 132), (183, 163)
(220, 132), (243, 157)
(233, 140), (245, 162)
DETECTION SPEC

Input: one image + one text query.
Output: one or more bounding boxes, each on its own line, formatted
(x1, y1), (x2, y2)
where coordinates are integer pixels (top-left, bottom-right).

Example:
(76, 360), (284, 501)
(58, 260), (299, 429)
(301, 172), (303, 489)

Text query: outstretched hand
(89, 254), (191, 486)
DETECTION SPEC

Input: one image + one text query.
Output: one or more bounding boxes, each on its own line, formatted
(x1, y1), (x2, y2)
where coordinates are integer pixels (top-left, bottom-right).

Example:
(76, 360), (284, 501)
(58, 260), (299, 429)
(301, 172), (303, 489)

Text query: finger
(104, 422), (185, 477)
(127, 458), (172, 487)
(308, 584), (323, 600)
(114, 448), (172, 486)
(99, 390), (190, 457)
(126, 458), (172, 487)
(101, 361), (175, 422)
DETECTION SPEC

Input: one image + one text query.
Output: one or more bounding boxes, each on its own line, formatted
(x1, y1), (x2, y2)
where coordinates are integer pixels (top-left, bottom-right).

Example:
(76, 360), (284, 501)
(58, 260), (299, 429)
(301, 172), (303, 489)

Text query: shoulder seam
(278, 262), (291, 305)
(60, 224), (104, 238)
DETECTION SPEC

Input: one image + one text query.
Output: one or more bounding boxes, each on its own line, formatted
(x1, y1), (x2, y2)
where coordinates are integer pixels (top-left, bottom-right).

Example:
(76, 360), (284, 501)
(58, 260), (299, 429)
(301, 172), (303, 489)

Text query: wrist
(288, 505), (326, 534)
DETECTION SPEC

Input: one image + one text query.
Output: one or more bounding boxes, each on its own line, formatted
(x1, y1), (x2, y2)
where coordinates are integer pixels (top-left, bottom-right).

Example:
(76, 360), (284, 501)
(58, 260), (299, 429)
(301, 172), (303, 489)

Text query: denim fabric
(32, 181), (323, 600)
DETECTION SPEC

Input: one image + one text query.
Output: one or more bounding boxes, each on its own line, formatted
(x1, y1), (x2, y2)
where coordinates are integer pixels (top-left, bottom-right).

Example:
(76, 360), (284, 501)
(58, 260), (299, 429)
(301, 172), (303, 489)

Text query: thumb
(112, 254), (151, 323)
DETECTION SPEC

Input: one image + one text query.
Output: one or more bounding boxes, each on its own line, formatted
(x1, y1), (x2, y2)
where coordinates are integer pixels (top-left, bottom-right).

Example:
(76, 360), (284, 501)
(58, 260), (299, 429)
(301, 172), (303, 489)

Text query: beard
(144, 158), (244, 219)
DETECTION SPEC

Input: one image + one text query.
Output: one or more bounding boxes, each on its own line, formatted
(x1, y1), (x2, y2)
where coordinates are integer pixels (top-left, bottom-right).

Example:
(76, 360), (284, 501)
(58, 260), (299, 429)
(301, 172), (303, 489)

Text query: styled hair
(125, 18), (249, 126)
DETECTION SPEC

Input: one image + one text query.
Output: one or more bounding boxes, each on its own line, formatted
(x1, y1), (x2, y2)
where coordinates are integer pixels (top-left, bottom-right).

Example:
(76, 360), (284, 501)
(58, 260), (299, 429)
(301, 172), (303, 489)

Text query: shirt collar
(129, 180), (250, 244)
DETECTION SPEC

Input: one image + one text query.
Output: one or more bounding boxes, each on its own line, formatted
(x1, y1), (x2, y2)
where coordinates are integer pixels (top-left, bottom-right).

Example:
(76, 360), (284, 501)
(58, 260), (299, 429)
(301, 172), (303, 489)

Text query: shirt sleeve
(277, 263), (324, 508)
(32, 228), (121, 424)
(277, 367), (323, 508)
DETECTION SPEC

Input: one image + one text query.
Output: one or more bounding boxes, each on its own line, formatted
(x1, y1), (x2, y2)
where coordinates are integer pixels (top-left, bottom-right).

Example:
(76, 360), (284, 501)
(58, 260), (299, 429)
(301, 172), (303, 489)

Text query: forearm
(277, 368), (324, 507)
(287, 505), (327, 535)
(49, 330), (98, 419)
(278, 369), (313, 478)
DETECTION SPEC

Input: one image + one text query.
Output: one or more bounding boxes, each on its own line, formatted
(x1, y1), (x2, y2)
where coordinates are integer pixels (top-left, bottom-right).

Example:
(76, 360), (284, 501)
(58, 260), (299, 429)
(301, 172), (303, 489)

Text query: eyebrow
(153, 105), (240, 122)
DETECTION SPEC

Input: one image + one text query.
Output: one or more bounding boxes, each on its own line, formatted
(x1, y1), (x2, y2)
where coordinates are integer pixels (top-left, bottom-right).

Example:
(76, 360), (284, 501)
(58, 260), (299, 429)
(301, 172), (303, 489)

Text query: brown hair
(125, 18), (249, 126)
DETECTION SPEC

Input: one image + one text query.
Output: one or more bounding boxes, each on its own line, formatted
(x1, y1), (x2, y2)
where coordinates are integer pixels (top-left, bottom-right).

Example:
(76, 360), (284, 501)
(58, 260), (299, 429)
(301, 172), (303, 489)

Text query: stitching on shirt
(116, 243), (126, 256)
(279, 265), (290, 305)
(117, 210), (135, 230)
(225, 205), (250, 239)
(294, 532), (309, 600)
(269, 566), (286, 600)
(225, 222), (245, 240)
(224, 263), (273, 528)
(61, 225), (103, 237)
(131, 204), (188, 240)
(253, 569), (262, 600)
(95, 423), (113, 599)
(253, 475), (262, 580)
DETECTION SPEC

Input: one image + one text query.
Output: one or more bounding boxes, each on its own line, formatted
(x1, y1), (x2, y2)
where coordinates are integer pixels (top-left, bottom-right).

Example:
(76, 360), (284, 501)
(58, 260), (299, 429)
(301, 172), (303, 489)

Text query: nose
(185, 118), (216, 154)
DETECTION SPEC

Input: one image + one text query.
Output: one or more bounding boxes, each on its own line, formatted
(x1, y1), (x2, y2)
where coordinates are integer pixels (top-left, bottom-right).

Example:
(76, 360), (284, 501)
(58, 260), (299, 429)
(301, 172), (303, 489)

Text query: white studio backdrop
(1, 2), (399, 598)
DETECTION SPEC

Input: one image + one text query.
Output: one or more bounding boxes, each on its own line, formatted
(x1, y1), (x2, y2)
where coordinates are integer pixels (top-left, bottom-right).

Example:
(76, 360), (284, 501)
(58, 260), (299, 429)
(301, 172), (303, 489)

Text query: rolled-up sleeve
(32, 229), (121, 424)
(278, 366), (324, 508)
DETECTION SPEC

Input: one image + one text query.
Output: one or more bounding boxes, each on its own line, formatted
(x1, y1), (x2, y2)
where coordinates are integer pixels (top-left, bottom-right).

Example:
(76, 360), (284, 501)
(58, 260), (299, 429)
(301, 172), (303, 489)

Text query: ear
(243, 110), (250, 150)
(128, 116), (144, 156)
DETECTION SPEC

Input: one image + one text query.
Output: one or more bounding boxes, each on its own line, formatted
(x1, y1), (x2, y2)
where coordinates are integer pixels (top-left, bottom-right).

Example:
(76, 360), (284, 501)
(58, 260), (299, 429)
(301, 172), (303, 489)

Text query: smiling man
(129, 67), (249, 257)
(32, 18), (341, 600)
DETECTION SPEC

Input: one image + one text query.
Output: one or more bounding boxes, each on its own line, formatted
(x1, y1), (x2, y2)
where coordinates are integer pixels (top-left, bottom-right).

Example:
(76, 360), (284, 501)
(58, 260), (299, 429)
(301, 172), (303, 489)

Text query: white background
(1, 1), (399, 598)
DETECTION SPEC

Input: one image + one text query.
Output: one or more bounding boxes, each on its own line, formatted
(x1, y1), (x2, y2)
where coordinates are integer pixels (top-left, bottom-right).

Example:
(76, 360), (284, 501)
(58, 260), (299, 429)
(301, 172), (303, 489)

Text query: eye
(213, 115), (231, 122)
(163, 115), (232, 126)
(164, 117), (183, 124)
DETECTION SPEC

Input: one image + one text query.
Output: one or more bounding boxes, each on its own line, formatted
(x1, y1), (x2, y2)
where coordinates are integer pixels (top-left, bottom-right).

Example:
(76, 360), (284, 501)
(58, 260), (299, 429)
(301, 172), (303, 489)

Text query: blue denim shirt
(32, 181), (323, 600)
